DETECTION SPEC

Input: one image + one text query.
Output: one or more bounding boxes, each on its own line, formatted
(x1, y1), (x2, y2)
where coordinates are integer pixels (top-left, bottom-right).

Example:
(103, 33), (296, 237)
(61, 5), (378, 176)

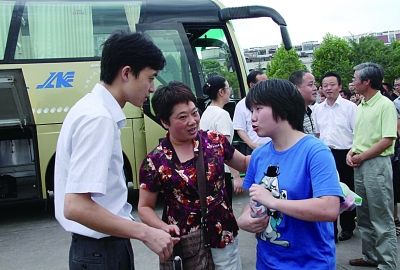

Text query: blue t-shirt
(243, 135), (342, 270)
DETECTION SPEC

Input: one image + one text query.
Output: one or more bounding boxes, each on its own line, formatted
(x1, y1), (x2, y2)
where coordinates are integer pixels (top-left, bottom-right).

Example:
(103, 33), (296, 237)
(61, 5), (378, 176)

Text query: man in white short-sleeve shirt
(54, 31), (178, 269)
(313, 72), (357, 243)
(233, 70), (270, 154)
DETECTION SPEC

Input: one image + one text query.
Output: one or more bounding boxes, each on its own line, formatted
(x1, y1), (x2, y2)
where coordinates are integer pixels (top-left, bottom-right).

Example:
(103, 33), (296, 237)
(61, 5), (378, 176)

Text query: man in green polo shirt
(346, 62), (398, 269)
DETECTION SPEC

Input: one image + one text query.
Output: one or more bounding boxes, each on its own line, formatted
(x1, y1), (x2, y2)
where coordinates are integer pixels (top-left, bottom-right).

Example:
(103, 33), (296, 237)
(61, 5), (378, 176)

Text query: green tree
(349, 36), (390, 67)
(383, 39), (400, 84)
(200, 59), (240, 98)
(200, 59), (223, 79)
(311, 33), (353, 87)
(266, 44), (307, 79)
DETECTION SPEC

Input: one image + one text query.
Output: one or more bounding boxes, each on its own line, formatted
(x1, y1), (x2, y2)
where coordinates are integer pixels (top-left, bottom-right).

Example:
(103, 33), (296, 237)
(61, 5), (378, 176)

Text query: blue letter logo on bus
(37, 72), (75, 89)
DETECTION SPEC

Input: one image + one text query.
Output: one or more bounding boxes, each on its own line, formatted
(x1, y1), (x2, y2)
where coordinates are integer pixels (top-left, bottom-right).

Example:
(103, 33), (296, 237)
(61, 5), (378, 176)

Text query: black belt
(329, 148), (350, 151)
(72, 233), (127, 242)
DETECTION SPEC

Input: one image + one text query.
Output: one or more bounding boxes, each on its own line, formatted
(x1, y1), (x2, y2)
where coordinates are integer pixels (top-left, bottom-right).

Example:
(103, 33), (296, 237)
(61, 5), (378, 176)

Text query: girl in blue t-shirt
(237, 79), (343, 270)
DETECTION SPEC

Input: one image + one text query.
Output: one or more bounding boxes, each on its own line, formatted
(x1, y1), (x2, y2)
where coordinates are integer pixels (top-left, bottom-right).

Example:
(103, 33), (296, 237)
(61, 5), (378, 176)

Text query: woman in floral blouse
(138, 81), (249, 270)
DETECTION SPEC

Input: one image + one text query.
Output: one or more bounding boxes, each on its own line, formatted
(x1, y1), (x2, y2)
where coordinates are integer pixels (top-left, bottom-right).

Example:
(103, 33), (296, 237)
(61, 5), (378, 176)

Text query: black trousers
(225, 172), (233, 206)
(70, 233), (134, 270)
(331, 149), (356, 236)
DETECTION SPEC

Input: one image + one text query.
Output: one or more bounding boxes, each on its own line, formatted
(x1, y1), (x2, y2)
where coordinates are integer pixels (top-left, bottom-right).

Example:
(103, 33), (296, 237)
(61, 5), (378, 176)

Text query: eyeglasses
(224, 87), (232, 91)
(394, 84), (400, 88)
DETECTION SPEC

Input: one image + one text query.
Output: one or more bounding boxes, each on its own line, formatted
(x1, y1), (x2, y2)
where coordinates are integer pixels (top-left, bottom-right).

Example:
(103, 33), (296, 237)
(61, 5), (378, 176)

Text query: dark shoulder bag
(160, 138), (215, 270)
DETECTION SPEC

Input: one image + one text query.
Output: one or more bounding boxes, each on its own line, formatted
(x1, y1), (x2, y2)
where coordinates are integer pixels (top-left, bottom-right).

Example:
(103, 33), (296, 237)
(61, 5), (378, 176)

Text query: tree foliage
(384, 39), (400, 84)
(311, 33), (353, 87)
(200, 59), (239, 96)
(266, 44), (307, 80)
(200, 59), (223, 79)
(312, 33), (400, 87)
(349, 36), (390, 67)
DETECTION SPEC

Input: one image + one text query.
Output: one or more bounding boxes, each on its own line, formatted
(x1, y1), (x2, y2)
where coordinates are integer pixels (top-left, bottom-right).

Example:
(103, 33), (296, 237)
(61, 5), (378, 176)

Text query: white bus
(0, 0), (291, 204)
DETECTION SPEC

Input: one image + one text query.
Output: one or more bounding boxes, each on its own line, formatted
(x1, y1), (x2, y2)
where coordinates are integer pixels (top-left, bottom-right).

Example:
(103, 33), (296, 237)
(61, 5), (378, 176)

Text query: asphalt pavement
(0, 186), (399, 270)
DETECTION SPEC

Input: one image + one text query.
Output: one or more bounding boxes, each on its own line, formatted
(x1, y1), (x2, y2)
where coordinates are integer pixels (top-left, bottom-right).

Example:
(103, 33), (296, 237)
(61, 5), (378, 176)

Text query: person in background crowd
(313, 72), (357, 243)
(319, 93), (326, 104)
(380, 82), (394, 100)
(340, 89), (351, 100)
(200, 75), (244, 204)
(394, 78), (400, 97)
(237, 79), (342, 269)
(355, 93), (363, 106)
(347, 62), (398, 269)
(138, 82), (249, 269)
(233, 70), (270, 155)
(349, 82), (356, 93)
(392, 93), (400, 236)
(350, 92), (357, 103)
(289, 70), (317, 135)
(54, 30), (178, 269)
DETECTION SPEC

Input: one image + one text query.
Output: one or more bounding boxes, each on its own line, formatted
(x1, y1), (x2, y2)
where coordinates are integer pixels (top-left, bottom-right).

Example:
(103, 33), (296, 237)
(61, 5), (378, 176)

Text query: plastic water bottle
(249, 198), (268, 218)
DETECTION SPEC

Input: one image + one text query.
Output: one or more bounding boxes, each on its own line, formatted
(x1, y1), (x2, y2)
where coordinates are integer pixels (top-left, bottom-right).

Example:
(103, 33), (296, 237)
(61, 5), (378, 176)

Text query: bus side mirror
(219, 6), (292, 51)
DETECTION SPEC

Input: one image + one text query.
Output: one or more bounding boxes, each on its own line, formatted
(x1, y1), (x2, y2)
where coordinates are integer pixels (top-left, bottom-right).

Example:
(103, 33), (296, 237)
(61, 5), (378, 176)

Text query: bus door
(0, 69), (41, 201)
(137, 23), (201, 154)
(137, 23), (246, 153)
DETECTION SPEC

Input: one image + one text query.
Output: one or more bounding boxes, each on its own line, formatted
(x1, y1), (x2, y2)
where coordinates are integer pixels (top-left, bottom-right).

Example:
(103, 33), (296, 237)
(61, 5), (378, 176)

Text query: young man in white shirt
(313, 72), (357, 242)
(233, 70), (270, 154)
(55, 31), (178, 269)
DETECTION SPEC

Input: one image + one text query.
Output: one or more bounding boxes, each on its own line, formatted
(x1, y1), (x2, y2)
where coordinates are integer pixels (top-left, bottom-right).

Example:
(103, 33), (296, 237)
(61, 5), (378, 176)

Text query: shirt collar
(92, 83), (126, 128)
(324, 95), (344, 107)
(306, 106), (312, 116)
(361, 91), (381, 107)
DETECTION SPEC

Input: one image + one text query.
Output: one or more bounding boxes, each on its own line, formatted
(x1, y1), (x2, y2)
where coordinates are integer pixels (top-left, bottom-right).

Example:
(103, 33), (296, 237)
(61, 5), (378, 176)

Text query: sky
(220, 0), (400, 49)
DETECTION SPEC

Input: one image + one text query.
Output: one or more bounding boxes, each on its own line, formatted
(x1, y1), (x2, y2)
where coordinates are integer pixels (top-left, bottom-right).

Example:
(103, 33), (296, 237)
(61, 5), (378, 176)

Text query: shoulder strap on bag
(196, 137), (211, 249)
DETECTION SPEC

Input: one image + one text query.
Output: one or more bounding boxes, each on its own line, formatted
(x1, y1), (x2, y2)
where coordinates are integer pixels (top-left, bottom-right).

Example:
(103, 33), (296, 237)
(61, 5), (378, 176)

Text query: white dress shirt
(232, 98), (271, 145)
(54, 83), (133, 238)
(312, 96), (357, 149)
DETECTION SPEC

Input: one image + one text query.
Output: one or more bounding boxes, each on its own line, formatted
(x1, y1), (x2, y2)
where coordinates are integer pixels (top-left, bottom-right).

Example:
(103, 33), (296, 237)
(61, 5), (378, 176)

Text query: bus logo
(37, 72), (75, 89)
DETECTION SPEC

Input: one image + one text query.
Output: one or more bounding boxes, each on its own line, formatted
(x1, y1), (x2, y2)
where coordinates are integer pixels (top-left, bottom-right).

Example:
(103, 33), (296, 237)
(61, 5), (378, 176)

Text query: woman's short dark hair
(203, 75), (226, 100)
(245, 79), (305, 131)
(152, 81), (197, 126)
(100, 30), (166, 84)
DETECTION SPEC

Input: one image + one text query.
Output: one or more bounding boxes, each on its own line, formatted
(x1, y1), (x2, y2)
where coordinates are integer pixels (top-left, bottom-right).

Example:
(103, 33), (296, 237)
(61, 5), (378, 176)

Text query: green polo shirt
(352, 91), (397, 156)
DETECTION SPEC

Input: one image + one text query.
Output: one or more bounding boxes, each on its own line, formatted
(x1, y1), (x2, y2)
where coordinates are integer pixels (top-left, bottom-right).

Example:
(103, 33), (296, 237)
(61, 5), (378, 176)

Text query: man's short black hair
(288, 70), (308, 87)
(247, 70), (264, 87)
(100, 30), (166, 84)
(321, 72), (342, 86)
(339, 89), (351, 99)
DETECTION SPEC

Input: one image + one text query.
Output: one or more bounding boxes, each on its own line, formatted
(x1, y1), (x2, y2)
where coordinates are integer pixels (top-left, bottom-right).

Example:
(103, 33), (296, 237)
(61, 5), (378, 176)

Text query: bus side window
(14, 2), (140, 60)
(192, 28), (241, 100)
(145, 29), (194, 91)
(0, 2), (14, 61)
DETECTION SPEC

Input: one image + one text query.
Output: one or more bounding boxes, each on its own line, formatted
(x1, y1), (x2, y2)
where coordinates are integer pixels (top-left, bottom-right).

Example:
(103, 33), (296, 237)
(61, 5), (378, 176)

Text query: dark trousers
(225, 172), (233, 206)
(70, 233), (134, 270)
(331, 149), (356, 236)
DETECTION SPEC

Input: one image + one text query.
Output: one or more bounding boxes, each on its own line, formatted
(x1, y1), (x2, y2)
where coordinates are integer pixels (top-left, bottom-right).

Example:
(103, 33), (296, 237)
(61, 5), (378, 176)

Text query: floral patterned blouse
(139, 130), (239, 248)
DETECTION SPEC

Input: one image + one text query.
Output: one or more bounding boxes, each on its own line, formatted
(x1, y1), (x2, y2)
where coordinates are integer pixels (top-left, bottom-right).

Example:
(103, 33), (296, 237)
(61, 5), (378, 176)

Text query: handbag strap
(196, 137), (211, 249)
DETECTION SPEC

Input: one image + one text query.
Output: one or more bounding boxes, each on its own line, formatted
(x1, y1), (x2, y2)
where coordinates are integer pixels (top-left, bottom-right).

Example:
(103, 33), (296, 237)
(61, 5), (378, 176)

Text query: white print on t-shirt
(257, 165), (289, 248)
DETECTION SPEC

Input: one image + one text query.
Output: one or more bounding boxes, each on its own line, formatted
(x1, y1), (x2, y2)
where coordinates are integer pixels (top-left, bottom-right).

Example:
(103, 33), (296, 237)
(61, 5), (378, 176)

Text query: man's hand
(248, 141), (261, 150)
(346, 150), (360, 167)
(233, 177), (244, 194)
(142, 227), (180, 263)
